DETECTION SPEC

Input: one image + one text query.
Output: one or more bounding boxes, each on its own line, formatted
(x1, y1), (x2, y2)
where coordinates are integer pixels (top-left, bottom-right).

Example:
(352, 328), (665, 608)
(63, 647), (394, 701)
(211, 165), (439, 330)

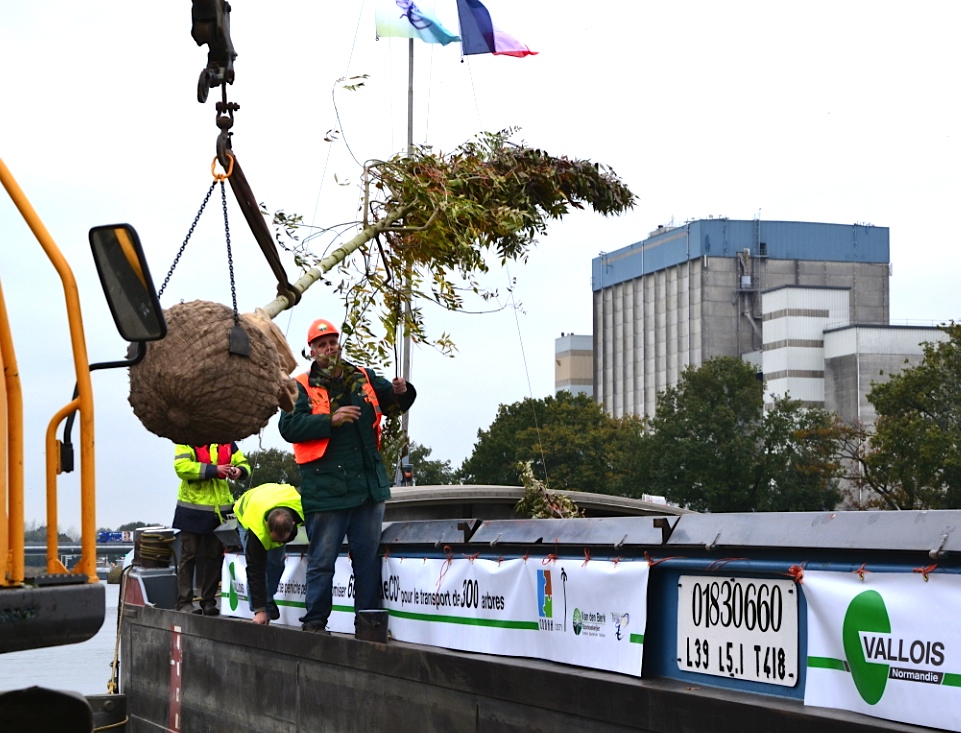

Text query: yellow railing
(0, 157), (98, 585)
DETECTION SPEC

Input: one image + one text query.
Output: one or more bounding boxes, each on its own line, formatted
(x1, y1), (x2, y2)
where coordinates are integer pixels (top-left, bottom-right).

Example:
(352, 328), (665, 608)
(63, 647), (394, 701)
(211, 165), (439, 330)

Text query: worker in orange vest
(279, 318), (415, 634)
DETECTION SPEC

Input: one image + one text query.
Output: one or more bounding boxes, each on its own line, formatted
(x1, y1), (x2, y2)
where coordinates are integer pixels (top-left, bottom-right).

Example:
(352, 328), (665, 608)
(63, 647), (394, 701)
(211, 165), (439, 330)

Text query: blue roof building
(591, 219), (893, 417)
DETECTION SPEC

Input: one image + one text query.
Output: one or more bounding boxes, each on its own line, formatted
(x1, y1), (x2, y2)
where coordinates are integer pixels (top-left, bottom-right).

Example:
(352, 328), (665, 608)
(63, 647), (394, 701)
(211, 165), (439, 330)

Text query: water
(0, 583), (121, 696)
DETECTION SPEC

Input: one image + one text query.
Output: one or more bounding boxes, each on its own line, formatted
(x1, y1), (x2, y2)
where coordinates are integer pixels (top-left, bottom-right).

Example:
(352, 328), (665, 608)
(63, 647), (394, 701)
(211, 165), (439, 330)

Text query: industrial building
(572, 218), (944, 422)
(554, 333), (593, 397)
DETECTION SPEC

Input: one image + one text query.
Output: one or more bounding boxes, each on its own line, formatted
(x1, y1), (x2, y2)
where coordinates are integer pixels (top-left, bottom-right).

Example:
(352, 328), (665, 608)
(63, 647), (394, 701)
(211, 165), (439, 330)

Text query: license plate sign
(676, 575), (798, 687)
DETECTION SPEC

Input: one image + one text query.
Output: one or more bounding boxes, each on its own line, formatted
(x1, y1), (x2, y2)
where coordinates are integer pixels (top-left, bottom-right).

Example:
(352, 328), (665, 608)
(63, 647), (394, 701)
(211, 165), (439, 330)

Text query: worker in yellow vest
(234, 483), (304, 625)
(172, 442), (250, 615)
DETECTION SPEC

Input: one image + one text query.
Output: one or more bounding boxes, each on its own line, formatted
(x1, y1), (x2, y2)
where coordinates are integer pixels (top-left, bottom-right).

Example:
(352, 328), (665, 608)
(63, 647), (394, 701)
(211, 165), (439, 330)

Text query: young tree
(458, 391), (644, 494)
(638, 357), (844, 512)
(263, 129), (636, 368)
(850, 324), (961, 509)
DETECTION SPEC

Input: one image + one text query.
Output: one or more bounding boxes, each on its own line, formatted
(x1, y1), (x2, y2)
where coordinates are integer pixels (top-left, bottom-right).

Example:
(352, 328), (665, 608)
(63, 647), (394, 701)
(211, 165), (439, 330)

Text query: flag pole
(399, 38), (414, 482)
(407, 38), (414, 154)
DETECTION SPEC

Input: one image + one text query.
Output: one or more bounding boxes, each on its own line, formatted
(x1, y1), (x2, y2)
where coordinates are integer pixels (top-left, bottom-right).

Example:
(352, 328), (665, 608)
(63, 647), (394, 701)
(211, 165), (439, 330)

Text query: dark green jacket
(278, 362), (416, 514)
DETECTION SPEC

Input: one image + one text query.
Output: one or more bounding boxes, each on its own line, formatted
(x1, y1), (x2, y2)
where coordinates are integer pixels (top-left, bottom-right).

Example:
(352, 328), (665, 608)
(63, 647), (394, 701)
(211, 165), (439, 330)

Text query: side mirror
(89, 224), (166, 342)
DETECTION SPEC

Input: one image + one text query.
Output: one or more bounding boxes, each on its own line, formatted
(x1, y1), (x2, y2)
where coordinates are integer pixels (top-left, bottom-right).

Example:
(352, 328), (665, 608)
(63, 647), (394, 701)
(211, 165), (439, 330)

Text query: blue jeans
(301, 501), (385, 628)
(238, 526), (286, 613)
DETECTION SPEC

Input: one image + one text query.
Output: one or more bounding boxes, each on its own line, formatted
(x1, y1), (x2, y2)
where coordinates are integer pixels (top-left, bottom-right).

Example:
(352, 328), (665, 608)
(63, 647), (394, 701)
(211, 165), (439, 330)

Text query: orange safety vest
(292, 368), (384, 464)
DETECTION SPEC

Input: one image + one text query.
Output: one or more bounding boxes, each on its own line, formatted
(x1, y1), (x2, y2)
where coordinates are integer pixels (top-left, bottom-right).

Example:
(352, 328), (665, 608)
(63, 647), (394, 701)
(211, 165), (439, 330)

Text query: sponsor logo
(842, 590), (947, 705)
(228, 562), (239, 611)
(537, 569), (552, 619)
(612, 612), (630, 641)
(573, 608), (583, 636)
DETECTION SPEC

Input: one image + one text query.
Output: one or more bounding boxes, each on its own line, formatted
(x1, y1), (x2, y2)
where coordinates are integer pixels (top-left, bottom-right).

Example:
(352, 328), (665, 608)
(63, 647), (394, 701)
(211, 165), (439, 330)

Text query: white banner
(222, 552), (649, 676)
(804, 570), (961, 731)
(222, 552), (359, 633)
(382, 556), (649, 676)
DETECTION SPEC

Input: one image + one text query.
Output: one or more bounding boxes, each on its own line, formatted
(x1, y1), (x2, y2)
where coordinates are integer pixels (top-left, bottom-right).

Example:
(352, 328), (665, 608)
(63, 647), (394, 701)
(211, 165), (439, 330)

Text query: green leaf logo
(842, 590), (891, 705)
(228, 561), (239, 612)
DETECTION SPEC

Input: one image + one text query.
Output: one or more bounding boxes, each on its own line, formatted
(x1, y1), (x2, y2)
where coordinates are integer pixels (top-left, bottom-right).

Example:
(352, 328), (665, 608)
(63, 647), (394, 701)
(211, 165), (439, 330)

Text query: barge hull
(121, 604), (925, 733)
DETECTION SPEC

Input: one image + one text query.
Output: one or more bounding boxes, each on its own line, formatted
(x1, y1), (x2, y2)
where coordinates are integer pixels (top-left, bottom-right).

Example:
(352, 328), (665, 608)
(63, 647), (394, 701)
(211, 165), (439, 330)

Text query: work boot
(302, 622), (330, 634)
(202, 606), (220, 616)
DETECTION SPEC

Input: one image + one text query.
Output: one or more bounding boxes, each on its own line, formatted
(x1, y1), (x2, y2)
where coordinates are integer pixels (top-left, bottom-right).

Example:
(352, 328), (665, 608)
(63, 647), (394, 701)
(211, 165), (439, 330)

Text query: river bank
(0, 582), (120, 696)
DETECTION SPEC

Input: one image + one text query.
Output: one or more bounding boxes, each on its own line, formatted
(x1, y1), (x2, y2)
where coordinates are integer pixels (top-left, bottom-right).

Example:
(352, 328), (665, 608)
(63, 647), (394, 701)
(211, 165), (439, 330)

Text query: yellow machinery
(0, 157), (165, 654)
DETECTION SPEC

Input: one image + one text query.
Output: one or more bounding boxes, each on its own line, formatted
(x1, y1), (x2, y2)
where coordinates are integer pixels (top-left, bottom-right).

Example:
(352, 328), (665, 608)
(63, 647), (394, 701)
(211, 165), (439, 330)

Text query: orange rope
(855, 562), (870, 581)
(913, 563), (938, 581)
(611, 556), (622, 566)
(787, 565), (805, 584)
(643, 551), (688, 568)
(581, 548), (592, 567)
(542, 539), (560, 565)
(705, 557), (750, 572)
(436, 545), (454, 590)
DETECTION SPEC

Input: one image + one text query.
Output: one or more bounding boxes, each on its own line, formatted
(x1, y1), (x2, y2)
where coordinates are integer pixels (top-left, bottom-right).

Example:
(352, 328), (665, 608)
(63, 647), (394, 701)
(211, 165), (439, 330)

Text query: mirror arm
(60, 342), (148, 473)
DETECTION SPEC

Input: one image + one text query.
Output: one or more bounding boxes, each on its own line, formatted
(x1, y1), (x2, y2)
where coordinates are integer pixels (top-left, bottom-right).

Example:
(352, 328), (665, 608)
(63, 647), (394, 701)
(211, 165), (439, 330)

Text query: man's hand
(253, 610), (270, 625)
(331, 405), (362, 426)
(217, 464), (241, 480)
(392, 377), (407, 394)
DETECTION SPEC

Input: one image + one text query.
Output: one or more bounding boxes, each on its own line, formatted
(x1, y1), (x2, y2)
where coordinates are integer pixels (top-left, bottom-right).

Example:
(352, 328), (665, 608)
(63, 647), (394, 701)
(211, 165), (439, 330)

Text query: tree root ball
(129, 300), (288, 445)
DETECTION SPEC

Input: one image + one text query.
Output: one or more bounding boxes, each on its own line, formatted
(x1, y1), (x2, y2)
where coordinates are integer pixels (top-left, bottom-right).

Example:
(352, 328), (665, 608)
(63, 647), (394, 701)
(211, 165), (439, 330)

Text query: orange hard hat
(306, 318), (340, 345)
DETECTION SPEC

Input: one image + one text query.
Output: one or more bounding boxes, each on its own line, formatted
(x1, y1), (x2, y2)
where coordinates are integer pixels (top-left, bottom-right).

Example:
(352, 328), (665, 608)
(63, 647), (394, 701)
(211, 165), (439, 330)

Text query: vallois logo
(228, 562), (240, 611)
(842, 590), (947, 705)
(842, 590), (890, 704)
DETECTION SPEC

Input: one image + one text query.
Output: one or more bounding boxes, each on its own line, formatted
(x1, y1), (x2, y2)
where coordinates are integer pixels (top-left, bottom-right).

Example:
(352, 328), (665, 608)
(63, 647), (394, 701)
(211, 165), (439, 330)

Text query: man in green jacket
(279, 318), (416, 633)
(234, 482), (304, 625)
(172, 442), (250, 615)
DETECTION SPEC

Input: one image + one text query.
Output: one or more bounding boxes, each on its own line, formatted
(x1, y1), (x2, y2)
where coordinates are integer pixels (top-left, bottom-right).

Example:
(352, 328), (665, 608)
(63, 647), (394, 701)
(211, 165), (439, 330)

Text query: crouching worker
(234, 482), (304, 625)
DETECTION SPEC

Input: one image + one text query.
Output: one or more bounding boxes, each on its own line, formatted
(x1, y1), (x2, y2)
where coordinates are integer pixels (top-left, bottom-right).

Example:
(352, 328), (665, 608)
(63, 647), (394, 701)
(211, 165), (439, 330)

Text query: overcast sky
(2, 1), (959, 532)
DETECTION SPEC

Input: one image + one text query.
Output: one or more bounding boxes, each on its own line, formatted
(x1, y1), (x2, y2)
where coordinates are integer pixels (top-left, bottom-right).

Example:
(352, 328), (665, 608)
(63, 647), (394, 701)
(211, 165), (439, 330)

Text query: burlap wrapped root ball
(129, 300), (299, 445)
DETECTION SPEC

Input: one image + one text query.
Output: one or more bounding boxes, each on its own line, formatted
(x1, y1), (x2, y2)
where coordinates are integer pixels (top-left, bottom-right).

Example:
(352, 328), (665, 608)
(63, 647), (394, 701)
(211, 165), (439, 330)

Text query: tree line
(228, 324), (961, 512)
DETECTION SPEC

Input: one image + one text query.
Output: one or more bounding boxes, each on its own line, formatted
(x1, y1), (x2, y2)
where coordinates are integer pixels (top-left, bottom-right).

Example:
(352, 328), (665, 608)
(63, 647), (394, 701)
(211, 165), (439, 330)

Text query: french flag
(455, 0), (537, 58)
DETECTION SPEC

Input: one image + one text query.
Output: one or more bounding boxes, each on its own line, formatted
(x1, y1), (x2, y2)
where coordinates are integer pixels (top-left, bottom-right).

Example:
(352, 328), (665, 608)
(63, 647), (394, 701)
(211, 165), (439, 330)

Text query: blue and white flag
(375, 0), (460, 45)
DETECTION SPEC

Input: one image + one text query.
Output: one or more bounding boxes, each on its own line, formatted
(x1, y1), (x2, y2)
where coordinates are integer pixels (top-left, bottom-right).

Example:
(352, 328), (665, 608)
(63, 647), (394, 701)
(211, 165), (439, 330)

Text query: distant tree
(842, 324), (961, 509)
(405, 442), (455, 486)
(229, 447), (301, 498)
(638, 357), (844, 512)
(117, 521), (158, 532)
(457, 391), (644, 494)
(23, 525), (75, 544)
